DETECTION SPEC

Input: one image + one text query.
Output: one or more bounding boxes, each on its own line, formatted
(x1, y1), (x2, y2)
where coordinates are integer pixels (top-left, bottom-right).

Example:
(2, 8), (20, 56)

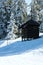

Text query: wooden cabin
(19, 19), (40, 41)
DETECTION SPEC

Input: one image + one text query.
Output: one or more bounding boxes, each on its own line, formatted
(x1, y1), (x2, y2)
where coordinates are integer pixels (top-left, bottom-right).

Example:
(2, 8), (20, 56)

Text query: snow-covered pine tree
(31, 0), (41, 22)
(0, 8), (6, 39)
(11, 0), (27, 37)
(4, 0), (15, 39)
(12, 0), (27, 24)
(31, 0), (43, 32)
(1, 2), (11, 39)
(0, 0), (27, 39)
(0, 1), (11, 39)
(36, 0), (43, 32)
(5, 0), (19, 39)
(6, 12), (18, 39)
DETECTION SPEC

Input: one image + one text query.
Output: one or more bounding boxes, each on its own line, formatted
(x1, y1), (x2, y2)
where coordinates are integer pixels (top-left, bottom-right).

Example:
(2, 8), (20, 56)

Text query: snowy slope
(0, 32), (43, 48)
(0, 33), (43, 65)
(0, 35), (43, 56)
(0, 37), (21, 48)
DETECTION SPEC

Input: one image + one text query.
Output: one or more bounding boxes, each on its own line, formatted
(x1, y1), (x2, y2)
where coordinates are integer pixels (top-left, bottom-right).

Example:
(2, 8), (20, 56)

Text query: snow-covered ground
(0, 33), (43, 65)
(0, 37), (22, 48)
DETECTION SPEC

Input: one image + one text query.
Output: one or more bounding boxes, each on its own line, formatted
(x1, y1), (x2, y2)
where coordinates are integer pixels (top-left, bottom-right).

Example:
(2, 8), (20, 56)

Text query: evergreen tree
(31, 0), (43, 32)
(0, 1), (11, 39)
(10, 0), (27, 38)
(11, 0), (27, 25)
(0, 0), (27, 39)
(31, 0), (42, 24)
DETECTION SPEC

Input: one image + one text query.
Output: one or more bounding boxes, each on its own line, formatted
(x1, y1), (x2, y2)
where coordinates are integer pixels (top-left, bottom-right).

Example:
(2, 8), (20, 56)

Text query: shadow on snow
(0, 36), (43, 56)
(0, 40), (5, 45)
